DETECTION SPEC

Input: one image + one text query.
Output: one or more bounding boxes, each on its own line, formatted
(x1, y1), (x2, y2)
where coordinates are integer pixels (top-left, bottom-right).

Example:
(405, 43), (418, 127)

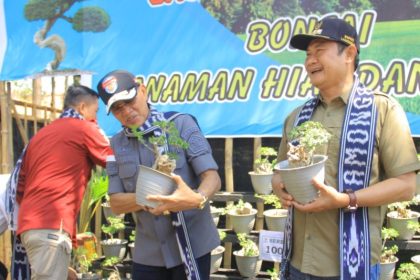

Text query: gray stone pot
(274, 155), (327, 204)
(135, 165), (176, 208)
(387, 210), (420, 240)
(100, 239), (128, 259)
(210, 245), (225, 274)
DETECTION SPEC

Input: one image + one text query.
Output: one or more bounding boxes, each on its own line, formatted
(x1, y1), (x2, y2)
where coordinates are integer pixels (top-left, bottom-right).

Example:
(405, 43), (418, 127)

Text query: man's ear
(139, 84), (147, 97)
(346, 45), (358, 65)
(75, 102), (86, 117)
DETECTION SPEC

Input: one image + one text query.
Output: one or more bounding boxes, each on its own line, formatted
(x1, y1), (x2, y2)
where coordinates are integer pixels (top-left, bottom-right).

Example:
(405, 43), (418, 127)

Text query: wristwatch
(195, 189), (208, 210)
(344, 189), (358, 213)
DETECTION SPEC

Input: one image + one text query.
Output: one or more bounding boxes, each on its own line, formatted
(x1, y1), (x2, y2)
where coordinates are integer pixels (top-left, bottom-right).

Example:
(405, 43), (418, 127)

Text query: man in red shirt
(16, 85), (112, 280)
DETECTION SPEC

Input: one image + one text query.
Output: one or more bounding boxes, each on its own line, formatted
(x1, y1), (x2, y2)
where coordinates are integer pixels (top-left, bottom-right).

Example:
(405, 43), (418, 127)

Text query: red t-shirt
(16, 118), (113, 239)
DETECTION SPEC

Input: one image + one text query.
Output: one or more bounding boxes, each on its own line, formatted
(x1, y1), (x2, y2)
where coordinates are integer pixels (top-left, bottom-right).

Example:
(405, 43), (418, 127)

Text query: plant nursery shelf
(386, 235), (420, 251)
(212, 192), (264, 203)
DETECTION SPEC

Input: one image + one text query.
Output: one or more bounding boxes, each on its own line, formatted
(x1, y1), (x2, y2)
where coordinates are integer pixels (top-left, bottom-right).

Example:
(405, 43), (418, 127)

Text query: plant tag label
(259, 230), (284, 262)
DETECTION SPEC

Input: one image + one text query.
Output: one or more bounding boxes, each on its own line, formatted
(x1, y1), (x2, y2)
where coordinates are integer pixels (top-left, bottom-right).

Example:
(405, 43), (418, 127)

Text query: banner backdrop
(1, 0), (419, 137)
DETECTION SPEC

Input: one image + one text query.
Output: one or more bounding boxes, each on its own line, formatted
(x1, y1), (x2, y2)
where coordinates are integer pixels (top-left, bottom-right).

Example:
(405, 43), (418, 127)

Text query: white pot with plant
(411, 255), (420, 270)
(226, 199), (257, 234)
(380, 227), (399, 280)
(248, 147), (277, 195)
(274, 121), (331, 204)
(132, 120), (189, 208)
(210, 230), (226, 274)
(386, 196), (420, 240)
(100, 216), (128, 260)
(233, 233), (262, 278)
(210, 204), (224, 226)
(256, 194), (288, 232)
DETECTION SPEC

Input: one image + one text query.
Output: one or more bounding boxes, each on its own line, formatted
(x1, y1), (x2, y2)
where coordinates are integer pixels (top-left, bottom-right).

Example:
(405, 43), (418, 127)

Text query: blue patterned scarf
(124, 107), (202, 280)
(281, 76), (377, 279)
(7, 108), (83, 280)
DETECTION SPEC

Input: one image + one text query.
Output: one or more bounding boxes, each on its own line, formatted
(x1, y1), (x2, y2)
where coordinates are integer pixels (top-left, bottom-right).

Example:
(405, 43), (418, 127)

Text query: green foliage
(218, 229), (227, 241)
(237, 233), (259, 257)
(72, 7), (111, 32)
(24, 0), (61, 20)
(288, 121), (331, 154)
(380, 227), (399, 263)
(101, 216), (125, 240)
(73, 247), (97, 274)
(131, 120), (189, 162)
(255, 194), (281, 209)
(225, 199), (254, 215)
(396, 263), (420, 280)
(102, 256), (120, 267)
(266, 267), (279, 280)
(129, 230), (136, 242)
(254, 147), (277, 174)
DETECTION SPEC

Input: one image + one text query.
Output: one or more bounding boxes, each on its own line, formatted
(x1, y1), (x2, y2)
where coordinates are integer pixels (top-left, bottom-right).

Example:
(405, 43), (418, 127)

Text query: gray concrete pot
(380, 257), (398, 280)
(274, 155), (327, 204)
(210, 245), (225, 274)
(248, 171), (273, 195)
(233, 251), (262, 278)
(263, 209), (288, 232)
(228, 208), (257, 234)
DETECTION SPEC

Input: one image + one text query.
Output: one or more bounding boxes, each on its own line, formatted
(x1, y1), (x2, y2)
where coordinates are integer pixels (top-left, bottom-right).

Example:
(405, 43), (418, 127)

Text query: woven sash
(124, 108), (202, 280)
(7, 108), (84, 280)
(281, 76), (376, 279)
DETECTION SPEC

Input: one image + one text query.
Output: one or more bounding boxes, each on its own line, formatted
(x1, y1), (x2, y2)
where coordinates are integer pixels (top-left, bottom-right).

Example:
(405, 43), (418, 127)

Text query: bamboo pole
(32, 78), (41, 134)
(51, 77), (56, 121)
(223, 138), (234, 269)
(253, 138), (265, 231)
(10, 99), (29, 145)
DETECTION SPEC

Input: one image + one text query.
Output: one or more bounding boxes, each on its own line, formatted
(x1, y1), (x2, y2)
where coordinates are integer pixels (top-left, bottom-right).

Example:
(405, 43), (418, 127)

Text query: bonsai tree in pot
(233, 233), (262, 278)
(131, 120), (189, 207)
(100, 216), (127, 260)
(249, 147), (277, 195)
(380, 227), (399, 280)
(225, 199), (257, 234)
(72, 247), (100, 280)
(274, 121), (331, 204)
(255, 194), (288, 232)
(387, 195), (420, 240)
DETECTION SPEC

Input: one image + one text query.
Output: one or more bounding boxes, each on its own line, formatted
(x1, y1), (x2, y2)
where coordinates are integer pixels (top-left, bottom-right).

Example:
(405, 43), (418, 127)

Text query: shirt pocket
(117, 156), (139, 193)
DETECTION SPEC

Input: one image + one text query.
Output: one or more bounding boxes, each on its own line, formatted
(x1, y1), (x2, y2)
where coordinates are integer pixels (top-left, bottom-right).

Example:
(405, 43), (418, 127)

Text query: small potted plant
(101, 256), (122, 279)
(255, 194), (288, 232)
(100, 216), (127, 260)
(233, 233), (262, 278)
(387, 195), (420, 240)
(210, 230), (226, 274)
(274, 121), (331, 204)
(131, 120), (189, 208)
(396, 263), (420, 280)
(210, 204), (225, 226)
(380, 227), (399, 280)
(248, 147), (277, 195)
(226, 199), (257, 234)
(73, 247), (100, 280)
(412, 254), (420, 270)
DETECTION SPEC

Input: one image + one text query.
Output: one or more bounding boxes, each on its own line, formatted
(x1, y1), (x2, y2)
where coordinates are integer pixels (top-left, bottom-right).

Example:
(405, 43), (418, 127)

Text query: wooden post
(223, 138), (234, 268)
(32, 78), (41, 134)
(253, 138), (265, 231)
(51, 77), (56, 121)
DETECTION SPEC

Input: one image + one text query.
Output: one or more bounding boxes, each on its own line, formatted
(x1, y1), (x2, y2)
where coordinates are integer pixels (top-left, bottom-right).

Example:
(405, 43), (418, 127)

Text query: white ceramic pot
(210, 245), (225, 274)
(263, 209), (288, 232)
(233, 251), (262, 278)
(411, 255), (420, 270)
(380, 257), (398, 280)
(274, 155), (327, 204)
(248, 171), (273, 195)
(135, 165), (176, 208)
(387, 210), (420, 240)
(100, 239), (128, 260)
(228, 208), (257, 234)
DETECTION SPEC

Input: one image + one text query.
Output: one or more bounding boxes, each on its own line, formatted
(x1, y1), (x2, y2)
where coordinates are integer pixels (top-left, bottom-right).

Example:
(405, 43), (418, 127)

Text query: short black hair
(63, 85), (98, 110)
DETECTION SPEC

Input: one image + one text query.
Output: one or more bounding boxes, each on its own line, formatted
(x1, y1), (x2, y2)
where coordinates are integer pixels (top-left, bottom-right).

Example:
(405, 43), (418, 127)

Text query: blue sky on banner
(0, 0), (306, 137)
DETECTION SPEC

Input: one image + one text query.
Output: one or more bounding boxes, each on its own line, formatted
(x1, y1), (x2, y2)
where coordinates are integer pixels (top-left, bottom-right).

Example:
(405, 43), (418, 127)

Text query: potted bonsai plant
(386, 195), (420, 240)
(210, 230), (226, 274)
(233, 233), (262, 278)
(226, 199), (257, 234)
(380, 227), (399, 280)
(131, 120), (189, 208)
(248, 147), (277, 195)
(274, 121), (331, 204)
(255, 194), (288, 232)
(73, 247), (100, 280)
(100, 216), (128, 260)
(396, 263), (420, 280)
(210, 203), (225, 226)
